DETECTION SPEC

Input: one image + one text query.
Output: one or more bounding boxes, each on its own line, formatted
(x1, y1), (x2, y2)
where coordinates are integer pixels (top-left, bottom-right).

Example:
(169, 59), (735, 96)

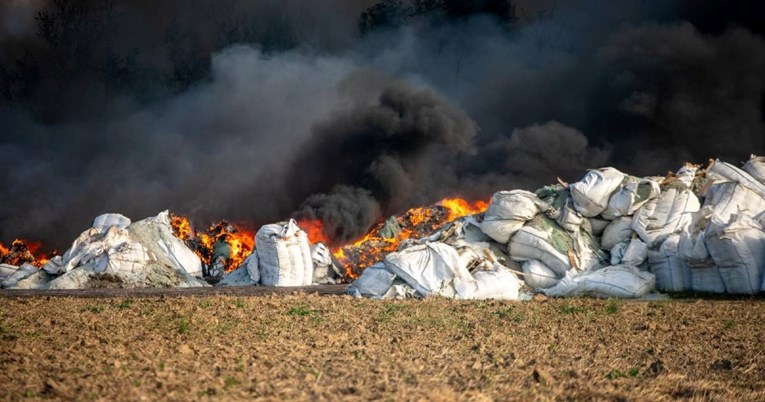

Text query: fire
(171, 214), (192, 240)
(0, 239), (51, 268)
(440, 198), (489, 221)
(169, 214), (255, 274)
(0, 197), (488, 279)
(331, 197), (489, 278)
(297, 219), (331, 244)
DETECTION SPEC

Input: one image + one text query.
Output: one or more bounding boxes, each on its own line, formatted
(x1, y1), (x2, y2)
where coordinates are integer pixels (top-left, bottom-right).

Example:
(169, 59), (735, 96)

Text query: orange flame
(439, 198), (490, 221)
(0, 239), (50, 268)
(169, 214), (255, 273)
(297, 219), (331, 245)
(331, 197), (489, 278)
(171, 214), (192, 241)
(0, 197), (488, 279)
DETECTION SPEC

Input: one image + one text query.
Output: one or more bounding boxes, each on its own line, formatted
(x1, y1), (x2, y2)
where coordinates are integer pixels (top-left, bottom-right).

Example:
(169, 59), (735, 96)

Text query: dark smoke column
(290, 80), (478, 245)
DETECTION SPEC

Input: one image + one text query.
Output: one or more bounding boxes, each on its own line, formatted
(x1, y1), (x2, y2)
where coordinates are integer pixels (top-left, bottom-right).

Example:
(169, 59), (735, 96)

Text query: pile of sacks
(0, 215), (341, 290)
(349, 155), (765, 299)
(0, 211), (208, 289)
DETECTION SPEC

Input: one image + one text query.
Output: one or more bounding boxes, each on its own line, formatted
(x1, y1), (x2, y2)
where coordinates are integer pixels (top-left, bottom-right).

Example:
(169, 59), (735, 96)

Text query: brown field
(1, 293), (764, 401)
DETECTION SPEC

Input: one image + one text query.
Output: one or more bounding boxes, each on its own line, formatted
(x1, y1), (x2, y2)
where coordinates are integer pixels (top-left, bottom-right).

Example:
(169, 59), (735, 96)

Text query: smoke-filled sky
(1, 0), (764, 248)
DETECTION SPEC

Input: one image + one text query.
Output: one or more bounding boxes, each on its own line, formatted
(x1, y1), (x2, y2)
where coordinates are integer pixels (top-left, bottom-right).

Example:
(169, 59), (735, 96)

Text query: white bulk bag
(244, 252), (259, 283)
(542, 265), (655, 299)
(632, 187), (700, 247)
(704, 214), (765, 294)
(743, 155), (765, 185)
(92, 213), (131, 232)
(557, 198), (586, 232)
(509, 215), (605, 275)
(704, 182), (765, 223)
(480, 190), (551, 243)
(707, 159), (765, 199)
(218, 263), (258, 287)
(521, 260), (560, 289)
(589, 218), (610, 236)
(610, 238), (647, 267)
(601, 217), (634, 251)
(99, 235), (151, 274)
(256, 219), (314, 287)
(690, 265), (726, 294)
(509, 226), (571, 277)
(383, 242), (476, 299)
(569, 167), (625, 217)
(0, 263), (38, 288)
(675, 210), (726, 293)
(470, 264), (520, 300)
(601, 177), (660, 220)
(130, 211), (204, 278)
(310, 243), (340, 285)
(0, 264), (17, 282)
(649, 234), (691, 292)
(348, 264), (397, 299)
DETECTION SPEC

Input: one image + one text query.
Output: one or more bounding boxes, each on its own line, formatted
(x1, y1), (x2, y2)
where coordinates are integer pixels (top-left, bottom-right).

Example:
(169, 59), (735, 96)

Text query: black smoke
(0, 0), (764, 249)
(289, 79), (477, 244)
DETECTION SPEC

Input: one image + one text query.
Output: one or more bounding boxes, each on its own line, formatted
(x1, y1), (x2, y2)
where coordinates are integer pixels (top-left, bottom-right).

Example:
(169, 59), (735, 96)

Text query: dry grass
(1, 294), (764, 401)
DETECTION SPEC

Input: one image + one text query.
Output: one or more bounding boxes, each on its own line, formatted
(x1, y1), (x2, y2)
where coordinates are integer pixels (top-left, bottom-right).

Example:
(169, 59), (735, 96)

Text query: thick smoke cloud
(598, 22), (765, 172)
(0, 0), (764, 248)
(0, 47), (359, 246)
(289, 80), (477, 244)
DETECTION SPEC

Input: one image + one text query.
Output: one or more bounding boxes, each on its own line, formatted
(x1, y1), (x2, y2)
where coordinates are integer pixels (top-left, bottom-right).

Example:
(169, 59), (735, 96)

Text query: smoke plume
(289, 79), (477, 244)
(0, 0), (764, 248)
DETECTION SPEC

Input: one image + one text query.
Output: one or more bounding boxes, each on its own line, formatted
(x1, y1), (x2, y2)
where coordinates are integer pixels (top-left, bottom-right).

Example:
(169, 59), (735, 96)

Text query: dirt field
(1, 293), (764, 401)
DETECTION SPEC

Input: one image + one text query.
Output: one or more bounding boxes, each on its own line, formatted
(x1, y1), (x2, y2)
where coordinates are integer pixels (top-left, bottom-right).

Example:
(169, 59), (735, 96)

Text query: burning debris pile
(1, 156), (765, 298)
(169, 215), (255, 281)
(0, 212), (207, 289)
(330, 199), (489, 278)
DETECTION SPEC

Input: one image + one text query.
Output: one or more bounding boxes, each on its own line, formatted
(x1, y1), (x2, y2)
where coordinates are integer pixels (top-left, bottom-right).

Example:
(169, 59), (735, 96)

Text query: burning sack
(542, 265), (655, 299)
(480, 190), (552, 243)
(569, 167), (626, 218)
(256, 219), (314, 287)
(383, 242), (476, 299)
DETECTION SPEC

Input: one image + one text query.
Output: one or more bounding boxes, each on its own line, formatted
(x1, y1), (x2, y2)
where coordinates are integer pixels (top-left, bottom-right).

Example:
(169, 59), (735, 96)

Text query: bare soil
(1, 294), (764, 401)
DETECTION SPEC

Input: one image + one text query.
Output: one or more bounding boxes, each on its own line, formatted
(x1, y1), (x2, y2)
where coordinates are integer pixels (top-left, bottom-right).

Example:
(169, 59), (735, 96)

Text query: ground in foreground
(1, 294), (764, 401)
